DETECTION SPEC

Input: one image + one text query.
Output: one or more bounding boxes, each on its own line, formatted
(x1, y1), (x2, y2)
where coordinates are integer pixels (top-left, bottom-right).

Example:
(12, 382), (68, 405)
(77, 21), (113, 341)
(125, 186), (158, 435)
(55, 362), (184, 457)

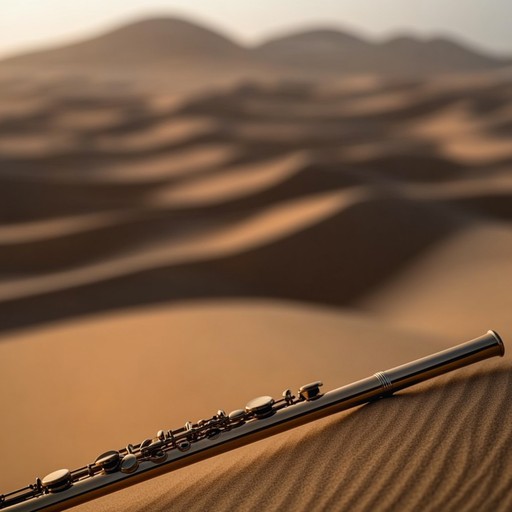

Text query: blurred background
(1, 0), (511, 497)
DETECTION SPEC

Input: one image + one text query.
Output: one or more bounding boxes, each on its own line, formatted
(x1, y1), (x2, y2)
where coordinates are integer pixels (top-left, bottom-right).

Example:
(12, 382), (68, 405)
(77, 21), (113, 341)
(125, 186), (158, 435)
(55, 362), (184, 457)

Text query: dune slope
(72, 364), (512, 512)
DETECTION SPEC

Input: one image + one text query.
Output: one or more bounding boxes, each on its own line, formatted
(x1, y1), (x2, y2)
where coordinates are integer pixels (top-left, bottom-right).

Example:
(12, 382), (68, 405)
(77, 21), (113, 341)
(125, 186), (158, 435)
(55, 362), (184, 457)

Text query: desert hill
(256, 29), (508, 75)
(0, 16), (509, 81)
(0, 18), (247, 68)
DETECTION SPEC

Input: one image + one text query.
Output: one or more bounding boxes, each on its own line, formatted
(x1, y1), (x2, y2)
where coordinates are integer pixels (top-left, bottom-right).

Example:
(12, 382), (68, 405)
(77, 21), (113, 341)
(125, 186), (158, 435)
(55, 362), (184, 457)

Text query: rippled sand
(0, 72), (511, 510)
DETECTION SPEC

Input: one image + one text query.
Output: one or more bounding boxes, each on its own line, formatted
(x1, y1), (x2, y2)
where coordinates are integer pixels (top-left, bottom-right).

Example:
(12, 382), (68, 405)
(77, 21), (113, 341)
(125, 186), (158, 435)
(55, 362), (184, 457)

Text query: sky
(1, 0), (511, 59)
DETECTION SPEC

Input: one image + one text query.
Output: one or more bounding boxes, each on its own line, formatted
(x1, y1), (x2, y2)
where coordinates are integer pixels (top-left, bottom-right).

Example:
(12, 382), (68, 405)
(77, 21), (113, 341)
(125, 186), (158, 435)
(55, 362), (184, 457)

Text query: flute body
(1, 330), (504, 511)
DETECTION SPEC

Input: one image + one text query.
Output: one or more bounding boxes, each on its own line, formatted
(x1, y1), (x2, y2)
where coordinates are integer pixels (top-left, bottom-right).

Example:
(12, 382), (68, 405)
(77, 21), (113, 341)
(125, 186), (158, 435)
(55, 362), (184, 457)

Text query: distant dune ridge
(0, 16), (510, 80)
(256, 29), (508, 75)
(1, 18), (247, 68)
(0, 13), (512, 512)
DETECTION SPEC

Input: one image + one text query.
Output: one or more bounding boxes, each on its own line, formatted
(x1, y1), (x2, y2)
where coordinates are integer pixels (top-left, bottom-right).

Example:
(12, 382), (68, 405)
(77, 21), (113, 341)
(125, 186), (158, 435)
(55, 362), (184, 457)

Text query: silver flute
(1, 330), (505, 511)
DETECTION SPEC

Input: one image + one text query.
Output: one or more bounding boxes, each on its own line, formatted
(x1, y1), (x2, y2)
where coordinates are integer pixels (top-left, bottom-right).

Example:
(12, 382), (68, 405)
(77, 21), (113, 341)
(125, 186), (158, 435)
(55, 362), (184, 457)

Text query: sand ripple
(72, 365), (512, 512)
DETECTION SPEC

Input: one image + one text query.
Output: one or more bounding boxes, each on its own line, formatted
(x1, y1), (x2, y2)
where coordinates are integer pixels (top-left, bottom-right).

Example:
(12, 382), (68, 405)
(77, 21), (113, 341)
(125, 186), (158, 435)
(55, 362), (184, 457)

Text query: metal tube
(381, 330), (504, 392)
(1, 331), (504, 511)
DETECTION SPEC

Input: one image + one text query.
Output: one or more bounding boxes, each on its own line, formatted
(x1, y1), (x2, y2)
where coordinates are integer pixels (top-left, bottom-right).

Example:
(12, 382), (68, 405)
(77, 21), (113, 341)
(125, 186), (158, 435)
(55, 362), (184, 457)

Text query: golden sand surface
(3, 300), (510, 512)
(0, 65), (511, 510)
(73, 359), (512, 512)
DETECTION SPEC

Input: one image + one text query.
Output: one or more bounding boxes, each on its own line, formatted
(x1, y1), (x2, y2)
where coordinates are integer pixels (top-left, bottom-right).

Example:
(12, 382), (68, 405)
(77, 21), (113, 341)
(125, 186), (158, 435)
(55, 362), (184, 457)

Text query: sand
(1, 302), (509, 511)
(0, 34), (511, 510)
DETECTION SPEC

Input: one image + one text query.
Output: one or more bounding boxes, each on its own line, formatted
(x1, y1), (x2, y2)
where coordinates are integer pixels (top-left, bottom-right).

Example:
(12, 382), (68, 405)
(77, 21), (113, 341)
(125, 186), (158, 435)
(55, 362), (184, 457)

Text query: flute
(0, 330), (504, 511)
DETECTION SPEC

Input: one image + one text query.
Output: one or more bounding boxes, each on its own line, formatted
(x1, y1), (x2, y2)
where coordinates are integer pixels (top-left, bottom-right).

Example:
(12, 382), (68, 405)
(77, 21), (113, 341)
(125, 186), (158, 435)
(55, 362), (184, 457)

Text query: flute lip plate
(488, 330), (505, 356)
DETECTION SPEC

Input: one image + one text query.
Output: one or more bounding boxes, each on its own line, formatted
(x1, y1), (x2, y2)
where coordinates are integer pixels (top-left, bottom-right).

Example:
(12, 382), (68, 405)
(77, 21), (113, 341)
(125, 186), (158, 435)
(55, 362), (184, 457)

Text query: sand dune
(442, 135), (512, 164)
(359, 222), (512, 339)
(0, 76), (511, 336)
(0, 299), (457, 492)
(0, 189), (359, 299)
(87, 144), (238, 183)
(0, 45), (511, 511)
(0, 188), (468, 332)
(0, 301), (508, 510)
(149, 152), (307, 206)
(73, 364), (512, 512)
(95, 117), (219, 153)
